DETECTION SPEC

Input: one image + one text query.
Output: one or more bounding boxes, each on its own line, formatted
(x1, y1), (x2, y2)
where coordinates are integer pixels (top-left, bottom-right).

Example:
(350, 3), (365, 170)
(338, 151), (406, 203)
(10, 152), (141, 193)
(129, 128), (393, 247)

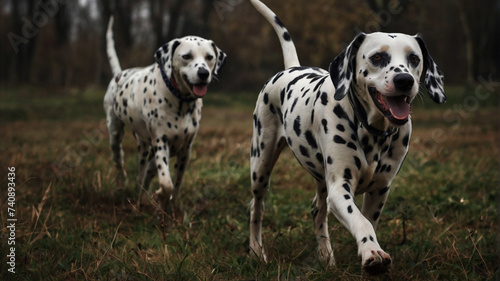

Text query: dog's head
(329, 32), (446, 126)
(155, 36), (226, 98)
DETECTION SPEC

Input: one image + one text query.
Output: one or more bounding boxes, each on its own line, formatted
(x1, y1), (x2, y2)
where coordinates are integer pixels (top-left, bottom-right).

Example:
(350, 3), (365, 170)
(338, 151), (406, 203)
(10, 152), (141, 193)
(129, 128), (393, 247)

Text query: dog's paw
(115, 172), (129, 188)
(362, 250), (392, 275)
(249, 242), (267, 263)
(317, 245), (335, 267)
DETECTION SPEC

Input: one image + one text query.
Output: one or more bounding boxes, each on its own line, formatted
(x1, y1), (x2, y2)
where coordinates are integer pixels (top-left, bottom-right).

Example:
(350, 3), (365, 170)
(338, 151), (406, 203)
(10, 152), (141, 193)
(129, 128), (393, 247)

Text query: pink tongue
(193, 84), (208, 97)
(385, 96), (410, 120)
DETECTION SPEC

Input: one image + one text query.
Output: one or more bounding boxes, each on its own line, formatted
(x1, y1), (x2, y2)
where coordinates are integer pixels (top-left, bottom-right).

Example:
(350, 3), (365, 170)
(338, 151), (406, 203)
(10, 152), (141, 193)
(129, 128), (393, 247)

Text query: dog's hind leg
(135, 136), (150, 192)
(143, 148), (157, 191)
(249, 110), (287, 262)
(135, 137), (156, 206)
(311, 180), (335, 266)
(106, 108), (128, 187)
(172, 145), (192, 202)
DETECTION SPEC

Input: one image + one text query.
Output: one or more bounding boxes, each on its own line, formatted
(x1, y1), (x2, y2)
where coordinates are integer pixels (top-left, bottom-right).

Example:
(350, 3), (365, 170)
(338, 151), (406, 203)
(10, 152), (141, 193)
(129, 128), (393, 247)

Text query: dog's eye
(206, 55), (214, 61)
(408, 54), (420, 66)
(182, 54), (192, 60)
(369, 52), (390, 67)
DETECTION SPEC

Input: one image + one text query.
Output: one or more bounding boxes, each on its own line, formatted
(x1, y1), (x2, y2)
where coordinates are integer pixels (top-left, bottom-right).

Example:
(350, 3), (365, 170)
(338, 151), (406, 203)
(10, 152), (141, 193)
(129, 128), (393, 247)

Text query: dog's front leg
(152, 138), (175, 214)
(361, 185), (391, 229)
(311, 180), (335, 266)
(172, 145), (192, 202)
(326, 180), (392, 274)
(135, 137), (152, 193)
(135, 145), (157, 207)
(106, 111), (128, 187)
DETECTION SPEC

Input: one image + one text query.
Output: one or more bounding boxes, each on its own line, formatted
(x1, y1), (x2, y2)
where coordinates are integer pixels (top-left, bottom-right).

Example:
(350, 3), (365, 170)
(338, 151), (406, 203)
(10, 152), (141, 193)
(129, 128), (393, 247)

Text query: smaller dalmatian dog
(248, 0), (445, 274)
(103, 17), (226, 212)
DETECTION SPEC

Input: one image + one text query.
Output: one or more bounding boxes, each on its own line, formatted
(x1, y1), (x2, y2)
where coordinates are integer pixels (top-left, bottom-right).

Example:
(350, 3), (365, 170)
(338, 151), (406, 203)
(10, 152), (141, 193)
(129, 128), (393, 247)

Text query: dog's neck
(153, 66), (201, 117)
(157, 62), (199, 103)
(348, 88), (397, 138)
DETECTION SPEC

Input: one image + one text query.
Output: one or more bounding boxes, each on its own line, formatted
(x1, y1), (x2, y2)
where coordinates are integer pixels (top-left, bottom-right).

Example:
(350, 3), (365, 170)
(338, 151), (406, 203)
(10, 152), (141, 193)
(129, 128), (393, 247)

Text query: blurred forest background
(0, 0), (499, 90)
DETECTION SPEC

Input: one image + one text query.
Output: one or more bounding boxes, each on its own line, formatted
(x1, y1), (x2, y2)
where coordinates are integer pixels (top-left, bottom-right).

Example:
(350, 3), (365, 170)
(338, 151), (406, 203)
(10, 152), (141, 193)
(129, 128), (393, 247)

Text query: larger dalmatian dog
(248, 0), (445, 274)
(103, 17), (226, 211)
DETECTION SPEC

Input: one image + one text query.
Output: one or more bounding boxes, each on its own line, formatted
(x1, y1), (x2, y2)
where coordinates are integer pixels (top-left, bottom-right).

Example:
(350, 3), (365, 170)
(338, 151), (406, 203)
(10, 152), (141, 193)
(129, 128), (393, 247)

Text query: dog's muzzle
(182, 67), (211, 98)
(369, 74), (414, 125)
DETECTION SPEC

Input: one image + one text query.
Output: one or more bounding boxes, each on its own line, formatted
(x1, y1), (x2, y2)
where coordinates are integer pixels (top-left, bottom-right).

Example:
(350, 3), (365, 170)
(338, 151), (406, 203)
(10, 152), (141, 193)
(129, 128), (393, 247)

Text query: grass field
(1, 85), (499, 280)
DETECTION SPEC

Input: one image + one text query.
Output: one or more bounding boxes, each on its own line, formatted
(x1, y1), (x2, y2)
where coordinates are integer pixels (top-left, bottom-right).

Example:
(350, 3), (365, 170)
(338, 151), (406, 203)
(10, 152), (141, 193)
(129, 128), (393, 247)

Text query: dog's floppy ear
(211, 42), (227, 76)
(415, 36), (446, 103)
(329, 33), (366, 101)
(154, 40), (181, 78)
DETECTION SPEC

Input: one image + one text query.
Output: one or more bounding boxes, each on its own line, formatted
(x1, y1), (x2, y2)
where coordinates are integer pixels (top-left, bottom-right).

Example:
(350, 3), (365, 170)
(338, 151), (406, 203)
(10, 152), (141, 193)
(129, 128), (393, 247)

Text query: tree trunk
(11, 0), (38, 83)
(53, 0), (71, 45)
(365, 0), (414, 32)
(149, 0), (166, 47)
(96, 0), (115, 84)
(453, 0), (474, 85)
(199, 0), (216, 37)
(166, 0), (184, 41)
(115, 0), (134, 48)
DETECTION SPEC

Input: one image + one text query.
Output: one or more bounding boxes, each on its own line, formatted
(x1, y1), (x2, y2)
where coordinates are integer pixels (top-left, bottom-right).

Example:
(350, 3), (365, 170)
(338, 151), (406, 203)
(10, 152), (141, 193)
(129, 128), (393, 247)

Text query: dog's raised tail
(106, 16), (122, 76)
(250, 0), (300, 69)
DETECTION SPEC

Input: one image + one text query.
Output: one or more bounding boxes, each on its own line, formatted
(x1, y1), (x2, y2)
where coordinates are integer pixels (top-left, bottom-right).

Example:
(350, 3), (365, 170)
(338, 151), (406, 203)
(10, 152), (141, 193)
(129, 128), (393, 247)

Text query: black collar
(347, 90), (397, 138)
(157, 62), (199, 103)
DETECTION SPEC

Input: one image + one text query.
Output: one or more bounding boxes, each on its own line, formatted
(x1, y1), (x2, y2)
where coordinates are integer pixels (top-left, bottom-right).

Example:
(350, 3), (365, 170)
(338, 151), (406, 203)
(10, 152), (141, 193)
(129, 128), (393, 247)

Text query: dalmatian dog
(248, 0), (445, 274)
(103, 17), (226, 212)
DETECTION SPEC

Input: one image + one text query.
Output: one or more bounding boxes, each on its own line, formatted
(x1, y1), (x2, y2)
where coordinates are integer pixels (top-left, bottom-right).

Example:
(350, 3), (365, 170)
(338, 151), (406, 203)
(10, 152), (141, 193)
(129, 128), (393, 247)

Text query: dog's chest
(143, 100), (202, 155)
(353, 129), (409, 194)
(283, 100), (410, 194)
(113, 76), (202, 155)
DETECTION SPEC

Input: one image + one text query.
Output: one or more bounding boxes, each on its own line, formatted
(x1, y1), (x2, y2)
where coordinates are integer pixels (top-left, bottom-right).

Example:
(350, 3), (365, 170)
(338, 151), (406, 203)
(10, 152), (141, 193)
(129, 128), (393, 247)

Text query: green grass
(0, 85), (499, 280)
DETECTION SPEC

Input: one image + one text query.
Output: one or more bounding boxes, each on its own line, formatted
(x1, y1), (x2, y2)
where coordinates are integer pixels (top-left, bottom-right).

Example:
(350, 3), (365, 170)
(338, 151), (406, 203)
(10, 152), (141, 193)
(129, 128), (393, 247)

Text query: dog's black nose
(198, 68), (210, 81)
(393, 74), (414, 92)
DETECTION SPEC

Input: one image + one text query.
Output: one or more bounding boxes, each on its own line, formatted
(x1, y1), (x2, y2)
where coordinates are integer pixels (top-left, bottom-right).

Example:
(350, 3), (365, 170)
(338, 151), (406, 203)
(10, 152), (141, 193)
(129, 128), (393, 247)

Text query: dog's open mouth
(369, 87), (410, 125)
(183, 76), (208, 98)
(191, 83), (208, 97)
